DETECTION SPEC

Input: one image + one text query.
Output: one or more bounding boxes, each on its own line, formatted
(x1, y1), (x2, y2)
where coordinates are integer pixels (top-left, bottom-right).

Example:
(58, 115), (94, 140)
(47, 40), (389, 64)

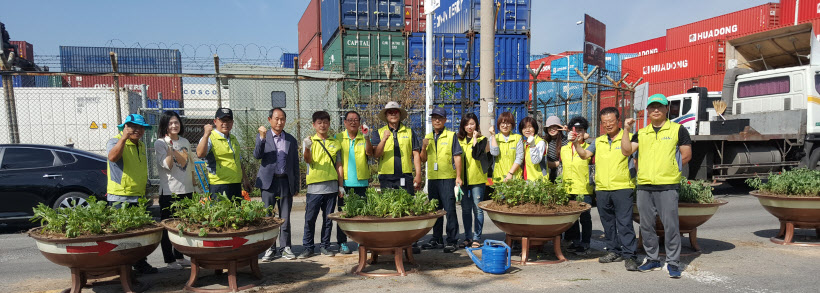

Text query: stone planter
(328, 210), (446, 277)
(161, 218), (283, 293)
(478, 200), (591, 265)
(632, 200), (728, 252)
(751, 191), (820, 246)
(28, 224), (163, 293)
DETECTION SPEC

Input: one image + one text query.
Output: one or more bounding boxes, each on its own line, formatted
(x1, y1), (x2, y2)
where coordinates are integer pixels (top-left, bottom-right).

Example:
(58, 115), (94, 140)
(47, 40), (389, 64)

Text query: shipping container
(34, 76), (65, 87)
(0, 75), (35, 87)
(780, 0), (820, 26)
(433, 0), (531, 34)
(528, 51), (581, 102)
(550, 53), (626, 80)
(280, 53), (298, 68)
(182, 83), (230, 118)
(0, 88), (141, 153)
(621, 40), (726, 84)
(607, 36), (666, 56)
(59, 46), (182, 74)
(321, 0), (405, 49)
(665, 3), (779, 50)
(405, 0), (427, 32)
(406, 33), (472, 79)
(298, 0), (322, 53)
(473, 34), (530, 103)
(323, 30), (407, 79)
(9, 41), (34, 62)
(299, 34), (324, 70)
(63, 75), (183, 100)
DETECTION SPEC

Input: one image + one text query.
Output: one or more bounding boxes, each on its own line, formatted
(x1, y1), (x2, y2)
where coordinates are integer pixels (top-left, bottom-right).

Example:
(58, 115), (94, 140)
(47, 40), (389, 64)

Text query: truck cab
(666, 90), (723, 136)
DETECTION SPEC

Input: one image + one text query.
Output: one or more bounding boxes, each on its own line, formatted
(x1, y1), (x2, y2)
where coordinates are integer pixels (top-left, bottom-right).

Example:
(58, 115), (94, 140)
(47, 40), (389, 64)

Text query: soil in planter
(484, 201), (589, 214)
(342, 212), (441, 220)
(31, 223), (163, 240)
(165, 217), (284, 235)
(754, 191), (820, 198)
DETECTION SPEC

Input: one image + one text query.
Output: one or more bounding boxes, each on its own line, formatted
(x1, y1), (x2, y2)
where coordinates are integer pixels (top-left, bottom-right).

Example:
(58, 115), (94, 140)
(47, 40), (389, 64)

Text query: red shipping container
(622, 40), (725, 84)
(405, 0), (427, 32)
(780, 0), (820, 26)
(666, 3), (779, 50)
(298, 0), (321, 54)
(607, 36), (666, 56)
(9, 41), (34, 62)
(696, 72), (725, 92)
(299, 34), (323, 70)
(63, 76), (183, 101)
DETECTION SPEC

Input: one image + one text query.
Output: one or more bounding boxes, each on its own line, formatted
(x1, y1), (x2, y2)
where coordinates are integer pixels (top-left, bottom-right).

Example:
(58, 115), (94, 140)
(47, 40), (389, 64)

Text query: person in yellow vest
(419, 107), (463, 253)
(572, 107), (639, 271)
(106, 114), (157, 274)
(372, 102), (423, 196)
(196, 108), (248, 200)
(457, 113), (490, 249)
(334, 110), (372, 255)
(621, 94), (692, 278)
(561, 117), (594, 255)
(488, 112), (523, 183)
(519, 117), (548, 181)
(300, 111), (342, 258)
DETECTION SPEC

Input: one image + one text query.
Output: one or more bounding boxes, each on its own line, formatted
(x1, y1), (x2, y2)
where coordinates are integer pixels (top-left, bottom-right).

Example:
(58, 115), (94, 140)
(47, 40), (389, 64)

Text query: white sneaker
(261, 247), (277, 262)
(175, 258), (191, 267)
(165, 262), (184, 270)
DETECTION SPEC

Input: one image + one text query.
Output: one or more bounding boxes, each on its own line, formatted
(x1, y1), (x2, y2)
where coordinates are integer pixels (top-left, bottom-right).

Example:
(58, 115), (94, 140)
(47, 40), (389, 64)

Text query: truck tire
(808, 147), (820, 171)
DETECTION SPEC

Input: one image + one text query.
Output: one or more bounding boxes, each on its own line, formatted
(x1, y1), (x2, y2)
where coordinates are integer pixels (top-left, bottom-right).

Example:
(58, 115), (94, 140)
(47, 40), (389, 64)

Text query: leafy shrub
(491, 178), (580, 207)
(32, 196), (154, 238)
(169, 192), (272, 236)
(746, 168), (820, 197)
(341, 188), (439, 218)
(679, 179), (716, 204)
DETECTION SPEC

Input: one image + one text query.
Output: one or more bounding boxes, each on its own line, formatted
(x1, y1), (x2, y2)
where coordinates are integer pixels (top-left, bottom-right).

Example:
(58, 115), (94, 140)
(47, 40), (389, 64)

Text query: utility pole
(479, 0), (495, 135)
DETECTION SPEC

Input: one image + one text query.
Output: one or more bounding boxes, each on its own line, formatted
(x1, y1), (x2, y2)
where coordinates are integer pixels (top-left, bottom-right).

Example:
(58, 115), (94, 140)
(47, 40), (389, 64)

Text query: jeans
(159, 193), (192, 263)
(261, 177), (293, 251)
(337, 186), (367, 244)
(461, 184), (485, 242)
(565, 194), (593, 246)
(596, 189), (637, 259)
(303, 192), (337, 250)
(428, 179), (459, 244)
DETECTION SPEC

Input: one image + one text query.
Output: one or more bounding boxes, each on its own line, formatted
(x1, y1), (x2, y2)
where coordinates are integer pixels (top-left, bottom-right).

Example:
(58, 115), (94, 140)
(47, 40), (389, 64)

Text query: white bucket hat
(378, 101), (408, 122)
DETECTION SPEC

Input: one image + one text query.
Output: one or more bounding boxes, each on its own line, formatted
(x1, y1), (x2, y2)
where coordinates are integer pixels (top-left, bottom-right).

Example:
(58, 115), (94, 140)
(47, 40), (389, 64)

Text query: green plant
(490, 178), (581, 207)
(169, 192), (272, 236)
(679, 179), (716, 204)
(746, 168), (820, 197)
(31, 196), (154, 238)
(341, 188), (439, 218)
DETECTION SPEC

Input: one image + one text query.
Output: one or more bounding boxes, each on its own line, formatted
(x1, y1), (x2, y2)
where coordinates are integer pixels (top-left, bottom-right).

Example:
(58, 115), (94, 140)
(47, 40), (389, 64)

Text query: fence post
(294, 56), (301, 142)
(214, 54), (222, 108)
(526, 61), (545, 126)
(110, 52), (122, 125)
(140, 84), (148, 110)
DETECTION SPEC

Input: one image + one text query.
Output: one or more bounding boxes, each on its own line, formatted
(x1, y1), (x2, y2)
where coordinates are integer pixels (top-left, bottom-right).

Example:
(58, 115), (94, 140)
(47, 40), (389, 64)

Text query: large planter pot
(632, 200), (728, 252)
(161, 218), (283, 293)
(751, 191), (820, 246)
(478, 200), (591, 265)
(328, 210), (446, 277)
(28, 224), (163, 293)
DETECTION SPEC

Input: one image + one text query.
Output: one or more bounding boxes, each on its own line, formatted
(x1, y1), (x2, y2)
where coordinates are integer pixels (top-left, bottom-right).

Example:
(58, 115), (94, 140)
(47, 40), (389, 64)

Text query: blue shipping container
(436, 103), (528, 132)
(0, 75), (35, 88)
(473, 34), (530, 103)
(433, 0), (531, 34)
(59, 46), (182, 74)
(407, 33), (472, 80)
(321, 0), (405, 50)
(280, 53), (298, 68)
(550, 53), (631, 81)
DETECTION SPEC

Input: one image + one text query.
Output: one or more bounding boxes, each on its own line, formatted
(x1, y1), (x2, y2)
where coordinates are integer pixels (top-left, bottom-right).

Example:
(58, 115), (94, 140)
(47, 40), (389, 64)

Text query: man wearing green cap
(621, 93), (691, 278)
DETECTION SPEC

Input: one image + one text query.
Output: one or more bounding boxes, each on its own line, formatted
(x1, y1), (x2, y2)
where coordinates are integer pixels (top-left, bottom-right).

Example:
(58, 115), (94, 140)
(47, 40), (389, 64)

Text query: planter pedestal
(62, 265), (148, 293)
(752, 191), (820, 246)
(504, 235), (566, 265)
(352, 245), (416, 277)
(633, 200), (727, 255)
(771, 220), (820, 246)
(185, 256), (262, 293)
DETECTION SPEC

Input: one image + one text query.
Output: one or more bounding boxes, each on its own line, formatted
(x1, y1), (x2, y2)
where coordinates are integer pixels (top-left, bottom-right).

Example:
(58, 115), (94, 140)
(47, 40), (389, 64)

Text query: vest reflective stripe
(340, 130), (370, 181)
(378, 124), (413, 175)
(207, 130), (242, 185)
(594, 130), (636, 191)
(560, 142), (593, 195)
(523, 136), (547, 181)
(459, 136), (487, 185)
(637, 120), (682, 185)
(425, 130), (457, 180)
(492, 133), (522, 182)
(306, 134), (340, 185)
(107, 134), (148, 196)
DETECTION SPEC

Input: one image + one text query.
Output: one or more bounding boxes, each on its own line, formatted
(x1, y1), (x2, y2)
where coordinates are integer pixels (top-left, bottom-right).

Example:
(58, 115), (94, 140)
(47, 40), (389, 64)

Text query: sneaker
(421, 239), (443, 250)
(567, 243), (584, 252)
(443, 243), (457, 253)
(165, 262), (184, 270)
(281, 247), (297, 260)
(624, 258), (639, 271)
(339, 243), (352, 254)
(133, 260), (158, 275)
(412, 243), (421, 254)
(668, 264), (682, 278)
(638, 260), (663, 272)
(598, 252), (624, 263)
(298, 248), (315, 259)
(573, 246), (589, 256)
(175, 258), (192, 267)
(261, 247), (277, 262)
(320, 247), (336, 257)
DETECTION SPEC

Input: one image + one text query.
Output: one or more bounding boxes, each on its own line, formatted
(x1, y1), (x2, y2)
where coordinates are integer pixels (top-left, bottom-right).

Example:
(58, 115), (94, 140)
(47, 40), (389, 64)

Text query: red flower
(687, 181), (692, 185)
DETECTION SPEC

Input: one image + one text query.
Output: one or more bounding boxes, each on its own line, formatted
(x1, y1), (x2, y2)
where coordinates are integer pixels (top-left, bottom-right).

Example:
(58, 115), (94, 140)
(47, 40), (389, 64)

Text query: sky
(0, 0), (774, 63)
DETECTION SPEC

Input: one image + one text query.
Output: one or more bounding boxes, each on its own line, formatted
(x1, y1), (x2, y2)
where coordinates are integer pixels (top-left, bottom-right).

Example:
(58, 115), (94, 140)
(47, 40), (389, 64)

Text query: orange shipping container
(622, 40), (725, 84)
(780, 0), (820, 26)
(666, 3), (779, 50)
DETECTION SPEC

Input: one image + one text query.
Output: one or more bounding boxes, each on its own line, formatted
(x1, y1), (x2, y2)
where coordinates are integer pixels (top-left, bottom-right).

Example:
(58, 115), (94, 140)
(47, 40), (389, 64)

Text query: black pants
(303, 192), (337, 250)
(565, 194), (593, 246)
(262, 177), (293, 251)
(379, 174), (415, 195)
(160, 193), (192, 263)
(337, 186), (367, 244)
(597, 189), (637, 259)
(428, 179), (459, 244)
(210, 183), (242, 200)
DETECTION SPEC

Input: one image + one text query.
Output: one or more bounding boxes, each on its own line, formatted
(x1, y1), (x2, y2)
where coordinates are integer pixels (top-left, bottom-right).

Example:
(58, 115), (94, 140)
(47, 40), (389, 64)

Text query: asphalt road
(1, 185), (819, 293)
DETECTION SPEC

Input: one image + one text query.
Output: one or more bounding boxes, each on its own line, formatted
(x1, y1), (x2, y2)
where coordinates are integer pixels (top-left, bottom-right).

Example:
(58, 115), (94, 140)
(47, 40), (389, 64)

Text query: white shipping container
(182, 83), (230, 118)
(0, 88), (141, 154)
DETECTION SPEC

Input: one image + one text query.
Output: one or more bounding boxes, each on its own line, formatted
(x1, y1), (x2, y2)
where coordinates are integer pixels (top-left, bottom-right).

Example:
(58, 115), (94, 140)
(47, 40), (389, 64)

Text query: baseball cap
(430, 107), (447, 117)
(215, 108), (233, 119)
(647, 94), (669, 106)
(117, 114), (152, 131)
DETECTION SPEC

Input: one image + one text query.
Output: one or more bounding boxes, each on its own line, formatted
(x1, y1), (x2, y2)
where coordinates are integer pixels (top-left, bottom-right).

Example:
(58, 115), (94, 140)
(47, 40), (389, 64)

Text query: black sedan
(0, 144), (108, 223)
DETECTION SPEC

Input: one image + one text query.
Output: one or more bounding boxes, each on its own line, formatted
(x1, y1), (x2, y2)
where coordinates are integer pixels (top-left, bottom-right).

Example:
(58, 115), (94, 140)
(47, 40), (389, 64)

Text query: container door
(341, 0), (372, 29)
(374, 0), (404, 30)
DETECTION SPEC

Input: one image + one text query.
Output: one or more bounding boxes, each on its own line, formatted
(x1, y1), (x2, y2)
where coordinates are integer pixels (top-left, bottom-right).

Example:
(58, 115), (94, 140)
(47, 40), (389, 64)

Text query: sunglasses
(386, 110), (400, 115)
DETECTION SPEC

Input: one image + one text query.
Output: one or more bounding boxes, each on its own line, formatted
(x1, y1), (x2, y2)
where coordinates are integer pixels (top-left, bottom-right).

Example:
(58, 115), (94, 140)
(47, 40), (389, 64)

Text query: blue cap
(647, 94), (669, 106)
(117, 114), (152, 131)
(430, 107), (447, 117)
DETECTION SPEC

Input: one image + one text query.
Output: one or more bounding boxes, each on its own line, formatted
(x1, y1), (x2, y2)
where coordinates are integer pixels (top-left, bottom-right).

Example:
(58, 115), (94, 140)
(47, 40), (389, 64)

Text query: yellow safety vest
(594, 130), (636, 191)
(459, 136), (487, 185)
(306, 134), (341, 185)
(561, 142), (593, 195)
(523, 136), (547, 181)
(637, 120), (682, 185)
(377, 124), (414, 175)
(106, 133), (148, 196)
(492, 133), (523, 183)
(207, 130), (242, 185)
(425, 129), (457, 180)
(339, 130), (370, 181)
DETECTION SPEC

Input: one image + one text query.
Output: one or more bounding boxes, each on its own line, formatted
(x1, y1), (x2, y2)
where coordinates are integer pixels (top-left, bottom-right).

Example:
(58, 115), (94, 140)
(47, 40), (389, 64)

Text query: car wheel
(52, 192), (91, 210)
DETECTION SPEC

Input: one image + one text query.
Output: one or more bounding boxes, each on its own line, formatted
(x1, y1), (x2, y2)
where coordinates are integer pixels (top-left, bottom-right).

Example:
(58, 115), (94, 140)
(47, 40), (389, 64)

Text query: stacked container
(59, 46), (182, 74)
(432, 0), (531, 34)
(607, 36), (666, 56)
(405, 0), (427, 32)
(321, 0), (405, 48)
(298, 0), (323, 70)
(9, 41), (34, 62)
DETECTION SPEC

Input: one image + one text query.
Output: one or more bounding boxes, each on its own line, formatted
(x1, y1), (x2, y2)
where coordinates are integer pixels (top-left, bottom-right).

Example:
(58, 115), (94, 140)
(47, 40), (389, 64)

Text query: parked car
(0, 144), (107, 223)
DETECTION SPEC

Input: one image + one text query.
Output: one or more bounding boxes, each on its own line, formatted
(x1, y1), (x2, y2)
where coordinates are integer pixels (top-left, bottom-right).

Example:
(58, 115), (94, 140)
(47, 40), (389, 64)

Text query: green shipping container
(323, 31), (407, 80)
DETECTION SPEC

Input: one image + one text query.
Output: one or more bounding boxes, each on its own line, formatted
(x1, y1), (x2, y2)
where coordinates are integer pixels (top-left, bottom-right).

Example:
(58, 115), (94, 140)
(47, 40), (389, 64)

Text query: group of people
(105, 93), (691, 279)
